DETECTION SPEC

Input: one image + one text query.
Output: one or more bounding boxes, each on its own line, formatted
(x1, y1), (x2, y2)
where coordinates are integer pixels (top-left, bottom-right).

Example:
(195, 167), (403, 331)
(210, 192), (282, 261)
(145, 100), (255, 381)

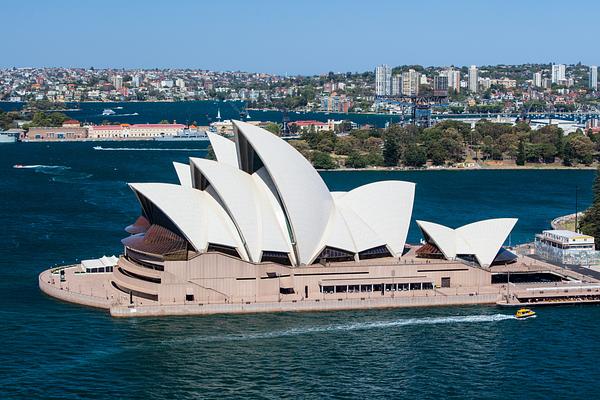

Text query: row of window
(320, 282), (434, 294)
(85, 266), (114, 274)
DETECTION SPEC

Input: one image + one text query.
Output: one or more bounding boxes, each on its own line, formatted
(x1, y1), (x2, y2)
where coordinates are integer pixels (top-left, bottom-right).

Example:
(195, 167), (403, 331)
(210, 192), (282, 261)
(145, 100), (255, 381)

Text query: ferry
(515, 308), (536, 319)
(102, 109), (116, 116)
(0, 131), (18, 143)
(154, 130), (209, 141)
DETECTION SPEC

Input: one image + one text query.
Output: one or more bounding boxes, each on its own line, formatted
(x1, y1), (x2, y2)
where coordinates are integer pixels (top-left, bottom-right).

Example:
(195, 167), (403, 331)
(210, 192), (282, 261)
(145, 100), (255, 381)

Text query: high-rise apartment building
(445, 68), (460, 93)
(468, 65), (478, 93)
(533, 72), (542, 87)
(551, 64), (566, 84)
(433, 75), (448, 95)
(590, 65), (598, 90)
(401, 69), (420, 96)
(375, 64), (392, 96)
(391, 74), (402, 96)
(111, 75), (123, 90)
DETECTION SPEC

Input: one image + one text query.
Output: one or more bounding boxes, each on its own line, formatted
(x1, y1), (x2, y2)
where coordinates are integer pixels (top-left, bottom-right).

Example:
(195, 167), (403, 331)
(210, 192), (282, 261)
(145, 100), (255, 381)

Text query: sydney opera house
(40, 121), (530, 317)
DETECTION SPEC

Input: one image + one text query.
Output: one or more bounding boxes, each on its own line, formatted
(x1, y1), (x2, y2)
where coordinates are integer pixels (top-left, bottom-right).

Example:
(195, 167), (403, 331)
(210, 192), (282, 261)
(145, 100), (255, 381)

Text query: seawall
(109, 293), (499, 318)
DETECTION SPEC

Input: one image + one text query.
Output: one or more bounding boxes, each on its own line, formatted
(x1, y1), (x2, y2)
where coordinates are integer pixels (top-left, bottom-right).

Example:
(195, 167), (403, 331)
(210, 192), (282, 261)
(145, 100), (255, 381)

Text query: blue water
(1, 141), (599, 399)
(2, 100), (595, 128)
(0, 100), (404, 127)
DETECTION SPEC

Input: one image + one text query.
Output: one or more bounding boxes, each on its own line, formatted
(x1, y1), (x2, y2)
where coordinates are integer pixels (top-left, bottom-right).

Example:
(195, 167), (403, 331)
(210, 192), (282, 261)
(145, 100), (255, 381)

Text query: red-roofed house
(289, 120), (333, 132)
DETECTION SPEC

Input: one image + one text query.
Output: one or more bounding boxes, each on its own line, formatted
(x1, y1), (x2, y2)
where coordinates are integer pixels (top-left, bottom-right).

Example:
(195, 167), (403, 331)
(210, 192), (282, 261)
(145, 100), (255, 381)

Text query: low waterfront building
(87, 123), (186, 139)
(534, 230), (600, 266)
(81, 255), (119, 273)
(24, 124), (88, 141)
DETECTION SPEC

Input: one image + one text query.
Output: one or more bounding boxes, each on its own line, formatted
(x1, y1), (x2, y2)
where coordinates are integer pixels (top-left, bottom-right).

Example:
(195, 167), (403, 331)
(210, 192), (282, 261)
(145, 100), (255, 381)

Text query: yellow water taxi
(515, 308), (536, 319)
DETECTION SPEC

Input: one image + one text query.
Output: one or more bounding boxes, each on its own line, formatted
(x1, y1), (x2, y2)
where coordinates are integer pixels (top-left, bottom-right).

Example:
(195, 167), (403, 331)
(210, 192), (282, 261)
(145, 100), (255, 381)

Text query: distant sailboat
(217, 108), (221, 121)
(246, 110), (251, 119)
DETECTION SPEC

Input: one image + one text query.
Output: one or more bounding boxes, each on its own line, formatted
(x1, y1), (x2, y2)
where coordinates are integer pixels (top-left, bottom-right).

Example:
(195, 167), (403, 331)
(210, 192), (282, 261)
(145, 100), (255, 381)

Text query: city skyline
(3, 0), (600, 74)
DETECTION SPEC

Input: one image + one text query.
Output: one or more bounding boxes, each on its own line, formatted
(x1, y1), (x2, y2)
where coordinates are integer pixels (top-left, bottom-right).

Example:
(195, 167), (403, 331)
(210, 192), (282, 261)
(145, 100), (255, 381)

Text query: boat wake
(101, 112), (139, 117)
(93, 146), (206, 152)
(12, 164), (92, 182)
(166, 314), (516, 344)
(13, 164), (71, 170)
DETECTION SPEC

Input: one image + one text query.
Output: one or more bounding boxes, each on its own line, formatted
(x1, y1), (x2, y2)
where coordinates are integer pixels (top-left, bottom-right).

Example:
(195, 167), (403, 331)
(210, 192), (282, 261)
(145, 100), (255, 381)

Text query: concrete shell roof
(336, 181), (416, 257)
(189, 157), (292, 263)
(129, 182), (247, 259)
(172, 162), (192, 187)
(416, 218), (518, 267)
(233, 120), (334, 265)
(207, 131), (239, 168)
(126, 124), (424, 266)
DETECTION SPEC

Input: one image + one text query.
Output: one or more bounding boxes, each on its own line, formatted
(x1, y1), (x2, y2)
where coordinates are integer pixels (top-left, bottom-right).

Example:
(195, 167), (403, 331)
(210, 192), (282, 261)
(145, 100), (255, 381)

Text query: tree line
(287, 120), (598, 169)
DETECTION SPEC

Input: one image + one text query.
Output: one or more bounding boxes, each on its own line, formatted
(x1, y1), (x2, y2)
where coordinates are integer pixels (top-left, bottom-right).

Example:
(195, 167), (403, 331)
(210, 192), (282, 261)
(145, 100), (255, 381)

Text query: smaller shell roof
(416, 218), (518, 267)
(129, 182), (247, 260)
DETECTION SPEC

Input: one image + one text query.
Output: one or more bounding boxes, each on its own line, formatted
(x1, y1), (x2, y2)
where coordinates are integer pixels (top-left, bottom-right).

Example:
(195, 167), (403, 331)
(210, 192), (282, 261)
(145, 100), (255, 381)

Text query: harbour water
(1, 141), (599, 399)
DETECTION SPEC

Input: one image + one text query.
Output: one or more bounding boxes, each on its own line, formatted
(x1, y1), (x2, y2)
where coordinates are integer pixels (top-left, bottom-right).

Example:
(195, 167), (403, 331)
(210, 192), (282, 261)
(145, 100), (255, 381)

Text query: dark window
(322, 285), (334, 294)
(315, 246), (355, 263)
(207, 243), (241, 258)
(441, 277), (451, 288)
(261, 251), (292, 265)
(336, 285), (348, 293)
(186, 294), (194, 301)
(280, 287), (295, 295)
(359, 245), (392, 260)
(348, 285), (360, 293)
(423, 282), (434, 290)
(410, 283), (422, 290)
(373, 284), (383, 292)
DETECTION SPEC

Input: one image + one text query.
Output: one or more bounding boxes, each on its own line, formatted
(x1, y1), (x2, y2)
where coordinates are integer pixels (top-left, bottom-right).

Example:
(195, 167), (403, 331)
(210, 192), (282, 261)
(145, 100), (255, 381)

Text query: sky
(3, 0), (599, 75)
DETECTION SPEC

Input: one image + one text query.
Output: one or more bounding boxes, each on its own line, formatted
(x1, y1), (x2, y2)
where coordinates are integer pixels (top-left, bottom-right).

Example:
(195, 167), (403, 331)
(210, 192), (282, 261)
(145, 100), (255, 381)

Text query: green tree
(402, 144), (427, 167)
(263, 122), (281, 135)
(346, 151), (368, 168)
(316, 138), (335, 153)
(564, 133), (595, 165)
(516, 140), (526, 166)
(428, 142), (448, 165)
(311, 151), (337, 169)
(334, 136), (357, 155)
(289, 140), (311, 159)
(382, 134), (400, 166)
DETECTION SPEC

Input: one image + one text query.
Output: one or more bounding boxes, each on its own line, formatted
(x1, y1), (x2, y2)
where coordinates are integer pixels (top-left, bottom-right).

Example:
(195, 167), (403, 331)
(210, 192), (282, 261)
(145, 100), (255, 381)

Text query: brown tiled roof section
(415, 243), (443, 257)
(122, 224), (187, 255)
(125, 216), (151, 234)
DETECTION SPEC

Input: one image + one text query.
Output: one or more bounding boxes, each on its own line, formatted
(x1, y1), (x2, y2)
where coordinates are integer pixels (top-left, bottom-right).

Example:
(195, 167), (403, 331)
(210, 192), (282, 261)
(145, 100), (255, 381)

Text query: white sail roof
(124, 123), (439, 267)
(336, 181), (416, 257)
(189, 158), (292, 263)
(172, 162), (192, 187)
(416, 218), (518, 267)
(233, 120), (334, 265)
(129, 183), (247, 260)
(207, 131), (239, 168)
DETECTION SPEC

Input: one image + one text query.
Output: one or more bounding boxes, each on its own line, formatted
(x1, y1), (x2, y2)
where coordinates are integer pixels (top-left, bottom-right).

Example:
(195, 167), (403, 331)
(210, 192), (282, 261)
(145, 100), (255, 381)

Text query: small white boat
(102, 109), (116, 116)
